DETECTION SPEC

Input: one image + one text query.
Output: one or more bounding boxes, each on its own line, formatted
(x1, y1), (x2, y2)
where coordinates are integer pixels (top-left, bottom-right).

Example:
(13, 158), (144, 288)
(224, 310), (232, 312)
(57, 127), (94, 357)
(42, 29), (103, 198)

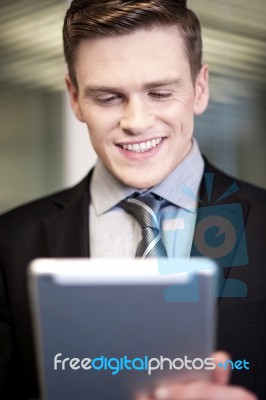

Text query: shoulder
(204, 158), (266, 205)
(0, 171), (92, 234)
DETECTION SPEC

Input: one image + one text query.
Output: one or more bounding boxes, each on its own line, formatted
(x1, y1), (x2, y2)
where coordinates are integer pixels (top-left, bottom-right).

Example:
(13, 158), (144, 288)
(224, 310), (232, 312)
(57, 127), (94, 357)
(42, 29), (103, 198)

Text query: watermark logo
(53, 353), (250, 375)
(217, 359), (250, 370)
(158, 173), (249, 300)
(191, 173), (248, 270)
(191, 173), (248, 297)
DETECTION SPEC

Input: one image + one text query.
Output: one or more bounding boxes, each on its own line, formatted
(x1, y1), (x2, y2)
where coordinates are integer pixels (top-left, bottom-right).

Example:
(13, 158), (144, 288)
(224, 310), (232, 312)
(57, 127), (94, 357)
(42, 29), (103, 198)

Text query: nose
(119, 97), (154, 134)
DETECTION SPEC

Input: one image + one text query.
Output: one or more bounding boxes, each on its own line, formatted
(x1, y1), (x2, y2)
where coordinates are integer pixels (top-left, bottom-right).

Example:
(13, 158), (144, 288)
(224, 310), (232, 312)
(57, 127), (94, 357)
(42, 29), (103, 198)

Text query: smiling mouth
(119, 138), (163, 153)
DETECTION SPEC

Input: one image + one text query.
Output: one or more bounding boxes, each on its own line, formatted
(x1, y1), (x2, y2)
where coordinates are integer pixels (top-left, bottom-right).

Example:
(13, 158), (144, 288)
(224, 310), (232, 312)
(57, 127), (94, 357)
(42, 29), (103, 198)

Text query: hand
(135, 352), (257, 400)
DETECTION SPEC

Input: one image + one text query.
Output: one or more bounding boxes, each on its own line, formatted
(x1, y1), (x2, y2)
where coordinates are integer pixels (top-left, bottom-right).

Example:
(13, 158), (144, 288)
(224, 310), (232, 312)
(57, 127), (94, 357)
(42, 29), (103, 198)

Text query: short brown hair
(63, 0), (202, 88)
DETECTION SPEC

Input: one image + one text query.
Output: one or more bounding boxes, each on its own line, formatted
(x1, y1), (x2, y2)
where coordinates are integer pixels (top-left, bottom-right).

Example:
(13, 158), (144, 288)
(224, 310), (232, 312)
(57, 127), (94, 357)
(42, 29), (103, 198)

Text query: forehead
(74, 26), (191, 88)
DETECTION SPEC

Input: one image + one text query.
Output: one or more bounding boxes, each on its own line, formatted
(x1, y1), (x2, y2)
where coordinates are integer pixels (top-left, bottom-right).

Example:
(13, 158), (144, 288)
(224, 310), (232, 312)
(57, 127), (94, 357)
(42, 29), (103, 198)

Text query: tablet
(28, 258), (217, 400)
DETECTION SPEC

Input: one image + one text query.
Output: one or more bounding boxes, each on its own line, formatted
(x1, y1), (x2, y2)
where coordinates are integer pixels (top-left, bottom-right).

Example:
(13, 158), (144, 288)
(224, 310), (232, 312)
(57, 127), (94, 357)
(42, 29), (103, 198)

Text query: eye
(95, 94), (122, 106)
(148, 91), (173, 101)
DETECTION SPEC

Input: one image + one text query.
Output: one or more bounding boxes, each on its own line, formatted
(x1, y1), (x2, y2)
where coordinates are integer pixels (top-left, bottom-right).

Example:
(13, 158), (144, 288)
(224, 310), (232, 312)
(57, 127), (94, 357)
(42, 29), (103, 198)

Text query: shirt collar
(151, 139), (204, 212)
(90, 159), (137, 216)
(91, 139), (204, 215)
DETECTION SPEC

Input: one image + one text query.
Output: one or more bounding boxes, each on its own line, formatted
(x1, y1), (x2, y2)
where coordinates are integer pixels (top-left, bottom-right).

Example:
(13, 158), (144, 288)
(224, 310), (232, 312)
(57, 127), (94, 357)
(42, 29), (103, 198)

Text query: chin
(118, 173), (165, 190)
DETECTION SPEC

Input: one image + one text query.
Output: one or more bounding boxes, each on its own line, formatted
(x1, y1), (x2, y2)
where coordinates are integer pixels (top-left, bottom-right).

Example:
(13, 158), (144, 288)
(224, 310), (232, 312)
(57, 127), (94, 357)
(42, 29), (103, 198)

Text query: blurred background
(0, 0), (265, 213)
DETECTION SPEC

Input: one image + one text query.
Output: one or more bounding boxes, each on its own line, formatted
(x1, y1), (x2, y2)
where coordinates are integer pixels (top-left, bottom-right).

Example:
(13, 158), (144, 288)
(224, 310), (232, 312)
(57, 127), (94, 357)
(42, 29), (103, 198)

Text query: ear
(193, 64), (209, 115)
(65, 74), (84, 122)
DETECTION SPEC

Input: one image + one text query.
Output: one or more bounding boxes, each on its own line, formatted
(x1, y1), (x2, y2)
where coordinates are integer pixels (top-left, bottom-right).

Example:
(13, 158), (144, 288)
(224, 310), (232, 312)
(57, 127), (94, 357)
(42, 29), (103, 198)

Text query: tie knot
(120, 194), (165, 230)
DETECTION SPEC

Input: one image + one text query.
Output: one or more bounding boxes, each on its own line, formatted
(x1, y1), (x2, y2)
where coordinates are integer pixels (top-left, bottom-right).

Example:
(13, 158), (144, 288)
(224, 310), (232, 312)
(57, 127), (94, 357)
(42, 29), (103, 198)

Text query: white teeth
(121, 138), (163, 152)
(132, 143), (140, 152)
(146, 141), (152, 150)
(139, 142), (146, 152)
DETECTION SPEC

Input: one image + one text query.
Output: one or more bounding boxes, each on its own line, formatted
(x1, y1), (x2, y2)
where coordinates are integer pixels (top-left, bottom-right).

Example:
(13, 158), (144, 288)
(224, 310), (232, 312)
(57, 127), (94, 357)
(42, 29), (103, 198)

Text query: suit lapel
(43, 172), (92, 258)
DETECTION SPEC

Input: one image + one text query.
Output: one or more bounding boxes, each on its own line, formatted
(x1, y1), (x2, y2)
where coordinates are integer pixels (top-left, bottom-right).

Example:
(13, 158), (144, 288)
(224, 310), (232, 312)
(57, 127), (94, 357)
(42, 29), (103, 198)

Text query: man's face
(66, 26), (209, 188)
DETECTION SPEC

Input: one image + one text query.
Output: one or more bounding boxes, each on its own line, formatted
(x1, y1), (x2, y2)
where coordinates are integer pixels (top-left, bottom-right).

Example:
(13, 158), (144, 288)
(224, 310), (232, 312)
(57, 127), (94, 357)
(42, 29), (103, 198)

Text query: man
(0, 0), (265, 399)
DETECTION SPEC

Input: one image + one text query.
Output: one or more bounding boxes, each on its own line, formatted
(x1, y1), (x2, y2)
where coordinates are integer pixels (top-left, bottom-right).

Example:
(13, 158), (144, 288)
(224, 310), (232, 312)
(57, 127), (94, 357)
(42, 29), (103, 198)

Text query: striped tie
(120, 194), (168, 258)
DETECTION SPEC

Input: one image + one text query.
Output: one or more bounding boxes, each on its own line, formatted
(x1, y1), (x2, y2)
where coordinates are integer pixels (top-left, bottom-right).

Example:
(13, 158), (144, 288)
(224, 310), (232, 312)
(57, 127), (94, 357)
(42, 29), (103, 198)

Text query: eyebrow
(83, 78), (185, 97)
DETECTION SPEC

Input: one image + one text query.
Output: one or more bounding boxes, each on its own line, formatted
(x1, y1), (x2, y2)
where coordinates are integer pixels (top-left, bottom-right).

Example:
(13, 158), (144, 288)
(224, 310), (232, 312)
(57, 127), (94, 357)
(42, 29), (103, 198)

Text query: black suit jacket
(0, 159), (266, 399)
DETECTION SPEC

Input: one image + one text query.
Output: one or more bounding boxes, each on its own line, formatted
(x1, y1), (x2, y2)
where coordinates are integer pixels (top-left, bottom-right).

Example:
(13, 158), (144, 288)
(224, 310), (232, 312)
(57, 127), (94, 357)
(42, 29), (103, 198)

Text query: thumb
(212, 351), (231, 385)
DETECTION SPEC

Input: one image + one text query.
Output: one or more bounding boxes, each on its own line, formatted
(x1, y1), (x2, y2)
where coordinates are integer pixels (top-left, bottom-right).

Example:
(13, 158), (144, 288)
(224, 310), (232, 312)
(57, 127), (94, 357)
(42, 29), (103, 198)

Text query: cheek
(157, 100), (188, 122)
(161, 102), (194, 139)
(85, 121), (116, 158)
(84, 108), (119, 139)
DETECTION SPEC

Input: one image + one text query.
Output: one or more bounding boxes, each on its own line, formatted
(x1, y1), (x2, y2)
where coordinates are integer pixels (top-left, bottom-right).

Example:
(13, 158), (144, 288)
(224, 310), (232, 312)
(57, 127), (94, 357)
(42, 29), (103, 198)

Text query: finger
(135, 397), (152, 400)
(135, 391), (153, 400)
(153, 381), (258, 400)
(212, 351), (231, 385)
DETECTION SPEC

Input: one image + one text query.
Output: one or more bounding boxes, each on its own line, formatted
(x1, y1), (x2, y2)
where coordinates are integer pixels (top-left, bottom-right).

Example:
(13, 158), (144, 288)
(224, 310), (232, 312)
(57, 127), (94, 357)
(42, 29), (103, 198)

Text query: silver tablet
(28, 258), (217, 400)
